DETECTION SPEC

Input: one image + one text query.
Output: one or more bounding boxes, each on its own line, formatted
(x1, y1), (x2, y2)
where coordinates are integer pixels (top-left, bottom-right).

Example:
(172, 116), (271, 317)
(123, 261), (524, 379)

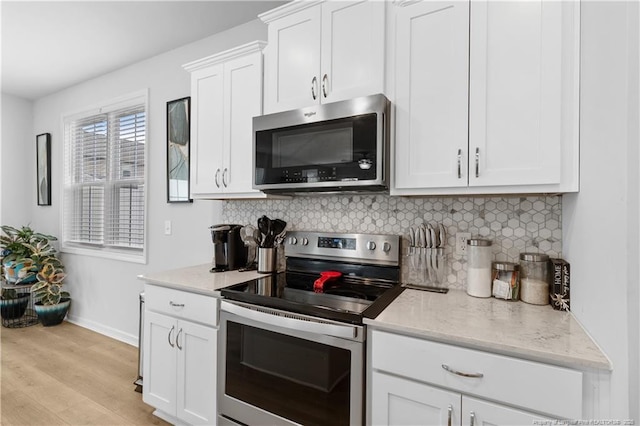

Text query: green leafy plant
(1, 288), (18, 300)
(0, 225), (63, 283)
(30, 263), (69, 305)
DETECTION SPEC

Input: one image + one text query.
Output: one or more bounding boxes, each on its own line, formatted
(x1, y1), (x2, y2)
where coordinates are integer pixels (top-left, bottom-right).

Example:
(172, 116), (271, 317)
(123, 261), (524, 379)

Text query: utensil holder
(404, 247), (446, 286)
(258, 247), (277, 273)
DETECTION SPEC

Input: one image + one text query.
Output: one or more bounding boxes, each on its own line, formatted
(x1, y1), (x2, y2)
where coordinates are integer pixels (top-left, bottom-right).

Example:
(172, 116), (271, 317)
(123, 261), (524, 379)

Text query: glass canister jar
(491, 261), (520, 301)
(466, 239), (492, 298)
(519, 253), (550, 305)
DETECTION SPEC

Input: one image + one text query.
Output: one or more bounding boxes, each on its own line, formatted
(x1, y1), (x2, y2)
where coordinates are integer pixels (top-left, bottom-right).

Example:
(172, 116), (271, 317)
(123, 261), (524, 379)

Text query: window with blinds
(63, 93), (147, 261)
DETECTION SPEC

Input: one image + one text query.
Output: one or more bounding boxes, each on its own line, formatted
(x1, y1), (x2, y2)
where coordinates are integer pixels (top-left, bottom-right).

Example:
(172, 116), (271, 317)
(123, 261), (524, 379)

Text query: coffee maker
(210, 224), (248, 272)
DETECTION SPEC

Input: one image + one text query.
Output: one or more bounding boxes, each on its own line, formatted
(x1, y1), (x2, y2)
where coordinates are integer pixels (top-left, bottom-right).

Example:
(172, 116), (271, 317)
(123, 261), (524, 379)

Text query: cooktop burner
(222, 231), (404, 324)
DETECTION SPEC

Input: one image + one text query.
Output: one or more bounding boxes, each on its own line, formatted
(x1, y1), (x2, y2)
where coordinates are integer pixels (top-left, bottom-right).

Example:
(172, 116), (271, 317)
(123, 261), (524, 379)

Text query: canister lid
(492, 261), (519, 271)
(519, 252), (549, 262)
(467, 238), (492, 246)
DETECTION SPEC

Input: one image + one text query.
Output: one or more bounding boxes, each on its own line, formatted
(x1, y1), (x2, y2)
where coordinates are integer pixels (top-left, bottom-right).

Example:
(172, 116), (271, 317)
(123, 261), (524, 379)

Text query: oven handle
(221, 300), (357, 340)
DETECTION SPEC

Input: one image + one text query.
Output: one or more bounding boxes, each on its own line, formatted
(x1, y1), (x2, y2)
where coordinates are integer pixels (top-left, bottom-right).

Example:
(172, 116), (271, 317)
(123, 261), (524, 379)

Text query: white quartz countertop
(138, 263), (266, 296)
(365, 288), (612, 371)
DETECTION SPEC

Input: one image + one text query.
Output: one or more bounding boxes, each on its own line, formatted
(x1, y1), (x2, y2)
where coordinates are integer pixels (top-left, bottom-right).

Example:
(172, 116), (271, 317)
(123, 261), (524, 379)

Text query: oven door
(218, 300), (364, 426)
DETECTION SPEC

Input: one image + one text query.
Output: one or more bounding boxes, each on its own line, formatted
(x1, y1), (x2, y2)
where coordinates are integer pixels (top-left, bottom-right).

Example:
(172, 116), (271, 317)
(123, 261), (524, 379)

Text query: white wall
(563, 1), (639, 418)
(1, 93), (34, 227)
(28, 19), (267, 344)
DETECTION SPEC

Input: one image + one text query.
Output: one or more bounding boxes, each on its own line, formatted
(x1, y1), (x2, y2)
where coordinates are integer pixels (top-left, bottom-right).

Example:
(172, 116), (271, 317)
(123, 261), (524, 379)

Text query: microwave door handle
(221, 300), (356, 339)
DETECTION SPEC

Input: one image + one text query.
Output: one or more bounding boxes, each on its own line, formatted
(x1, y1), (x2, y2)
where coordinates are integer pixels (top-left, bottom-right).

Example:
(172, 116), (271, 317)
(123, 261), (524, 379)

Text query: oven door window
(225, 321), (352, 426)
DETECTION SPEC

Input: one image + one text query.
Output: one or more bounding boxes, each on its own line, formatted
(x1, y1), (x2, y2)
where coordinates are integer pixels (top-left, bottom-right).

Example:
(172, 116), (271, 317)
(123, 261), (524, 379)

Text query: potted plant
(0, 225), (62, 284)
(31, 263), (70, 326)
(0, 288), (30, 320)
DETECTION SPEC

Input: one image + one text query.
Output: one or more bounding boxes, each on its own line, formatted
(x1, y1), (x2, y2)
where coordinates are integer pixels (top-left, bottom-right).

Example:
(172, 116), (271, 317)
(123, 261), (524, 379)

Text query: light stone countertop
(138, 263), (266, 296)
(365, 288), (612, 371)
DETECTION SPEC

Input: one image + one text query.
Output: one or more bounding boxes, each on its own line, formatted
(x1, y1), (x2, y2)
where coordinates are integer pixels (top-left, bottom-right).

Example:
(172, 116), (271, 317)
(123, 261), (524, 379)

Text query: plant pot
(0, 293), (30, 320)
(3, 260), (37, 284)
(34, 298), (71, 326)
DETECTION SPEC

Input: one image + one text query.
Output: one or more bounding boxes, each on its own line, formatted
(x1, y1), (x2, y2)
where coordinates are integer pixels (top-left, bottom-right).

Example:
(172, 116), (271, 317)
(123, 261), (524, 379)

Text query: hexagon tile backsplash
(222, 195), (562, 290)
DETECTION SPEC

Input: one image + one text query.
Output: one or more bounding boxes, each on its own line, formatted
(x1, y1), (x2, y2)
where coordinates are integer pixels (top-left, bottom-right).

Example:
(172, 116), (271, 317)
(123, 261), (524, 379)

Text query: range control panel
(285, 231), (400, 266)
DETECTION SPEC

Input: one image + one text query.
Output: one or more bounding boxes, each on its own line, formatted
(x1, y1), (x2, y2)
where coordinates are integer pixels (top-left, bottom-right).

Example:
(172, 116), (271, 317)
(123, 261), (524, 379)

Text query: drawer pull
(168, 325), (175, 348)
(441, 364), (484, 378)
(169, 301), (185, 308)
(447, 404), (453, 426)
(470, 411), (476, 426)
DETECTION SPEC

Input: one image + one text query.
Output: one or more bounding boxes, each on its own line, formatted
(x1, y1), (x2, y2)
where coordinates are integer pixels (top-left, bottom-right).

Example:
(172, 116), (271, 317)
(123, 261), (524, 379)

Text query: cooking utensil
(267, 219), (287, 247)
(257, 215), (273, 247)
(428, 225), (437, 249)
(313, 271), (342, 293)
(438, 224), (447, 248)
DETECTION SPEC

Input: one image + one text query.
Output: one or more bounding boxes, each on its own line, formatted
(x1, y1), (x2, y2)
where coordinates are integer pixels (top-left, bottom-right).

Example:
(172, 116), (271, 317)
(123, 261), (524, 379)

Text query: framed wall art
(166, 96), (192, 203)
(36, 133), (51, 206)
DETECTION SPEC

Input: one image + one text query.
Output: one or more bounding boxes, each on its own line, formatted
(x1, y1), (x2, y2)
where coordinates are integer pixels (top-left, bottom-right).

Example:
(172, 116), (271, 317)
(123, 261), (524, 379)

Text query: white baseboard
(66, 314), (138, 347)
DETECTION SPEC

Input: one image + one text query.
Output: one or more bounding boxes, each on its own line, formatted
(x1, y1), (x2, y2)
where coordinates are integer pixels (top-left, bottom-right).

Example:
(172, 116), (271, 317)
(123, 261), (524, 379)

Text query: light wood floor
(1, 321), (170, 425)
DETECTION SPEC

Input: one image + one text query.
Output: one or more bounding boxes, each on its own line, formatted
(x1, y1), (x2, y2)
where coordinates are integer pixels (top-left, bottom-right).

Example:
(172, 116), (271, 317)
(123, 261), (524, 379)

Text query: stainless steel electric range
(218, 231), (403, 426)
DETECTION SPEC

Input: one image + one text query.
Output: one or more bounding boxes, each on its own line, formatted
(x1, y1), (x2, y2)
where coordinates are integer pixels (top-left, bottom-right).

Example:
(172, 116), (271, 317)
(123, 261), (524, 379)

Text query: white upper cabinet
(392, 0), (579, 195)
(394, 1), (470, 190)
(261, 0), (385, 114)
(184, 41), (268, 199)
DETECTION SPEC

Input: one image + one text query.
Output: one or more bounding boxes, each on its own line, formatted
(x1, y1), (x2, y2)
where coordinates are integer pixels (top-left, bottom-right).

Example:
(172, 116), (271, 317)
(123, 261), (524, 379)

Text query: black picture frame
(36, 133), (51, 206)
(167, 96), (192, 203)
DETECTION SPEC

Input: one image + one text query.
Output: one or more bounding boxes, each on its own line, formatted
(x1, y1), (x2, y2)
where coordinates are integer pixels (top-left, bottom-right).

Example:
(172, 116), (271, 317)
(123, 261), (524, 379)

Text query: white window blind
(63, 94), (146, 259)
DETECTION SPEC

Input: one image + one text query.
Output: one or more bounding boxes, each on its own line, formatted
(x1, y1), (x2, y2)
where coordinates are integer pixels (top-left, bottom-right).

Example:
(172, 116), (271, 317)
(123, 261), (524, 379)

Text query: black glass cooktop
(221, 271), (404, 324)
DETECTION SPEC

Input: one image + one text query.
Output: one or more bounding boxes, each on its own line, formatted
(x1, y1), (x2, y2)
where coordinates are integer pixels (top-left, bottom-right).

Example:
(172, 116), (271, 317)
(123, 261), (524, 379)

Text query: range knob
(366, 241), (376, 251)
(301, 238), (309, 246)
(382, 242), (392, 253)
(288, 236), (298, 245)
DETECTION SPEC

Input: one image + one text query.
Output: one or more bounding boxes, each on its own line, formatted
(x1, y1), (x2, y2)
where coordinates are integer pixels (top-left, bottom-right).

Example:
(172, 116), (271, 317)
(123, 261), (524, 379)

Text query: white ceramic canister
(466, 239), (492, 298)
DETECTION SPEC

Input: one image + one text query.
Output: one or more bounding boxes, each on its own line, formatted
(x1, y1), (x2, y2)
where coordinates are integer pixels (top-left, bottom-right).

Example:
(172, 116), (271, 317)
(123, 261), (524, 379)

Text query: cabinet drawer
(145, 284), (218, 326)
(370, 330), (582, 419)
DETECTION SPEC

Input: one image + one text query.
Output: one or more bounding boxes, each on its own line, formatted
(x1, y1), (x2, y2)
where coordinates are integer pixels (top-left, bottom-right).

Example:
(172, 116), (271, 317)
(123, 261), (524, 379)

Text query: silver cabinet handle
(176, 328), (183, 350)
(442, 364), (484, 378)
(168, 325), (175, 348)
(470, 411), (476, 426)
(311, 76), (318, 100)
(447, 404), (453, 426)
(457, 149), (462, 179)
(215, 168), (221, 188)
(222, 168), (228, 188)
(475, 147), (480, 178)
(169, 301), (185, 308)
(322, 73), (328, 98)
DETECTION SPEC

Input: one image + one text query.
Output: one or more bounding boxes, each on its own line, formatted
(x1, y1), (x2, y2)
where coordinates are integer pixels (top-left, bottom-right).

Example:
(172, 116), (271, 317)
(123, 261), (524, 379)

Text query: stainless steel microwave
(253, 94), (390, 194)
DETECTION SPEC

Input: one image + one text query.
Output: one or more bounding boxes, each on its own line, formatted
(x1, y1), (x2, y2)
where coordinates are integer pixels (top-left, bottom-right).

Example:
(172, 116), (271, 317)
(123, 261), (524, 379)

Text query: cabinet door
(394, 1), (470, 190)
(143, 311), (177, 415)
(371, 371), (460, 426)
(190, 64), (225, 195)
(469, 0), (562, 187)
(176, 320), (217, 425)
(264, 5), (321, 113)
(223, 52), (263, 195)
(462, 396), (551, 426)
(320, 1), (385, 103)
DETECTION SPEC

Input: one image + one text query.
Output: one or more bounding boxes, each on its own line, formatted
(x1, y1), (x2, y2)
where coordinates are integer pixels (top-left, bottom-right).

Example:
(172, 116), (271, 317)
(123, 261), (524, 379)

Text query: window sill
(61, 244), (147, 264)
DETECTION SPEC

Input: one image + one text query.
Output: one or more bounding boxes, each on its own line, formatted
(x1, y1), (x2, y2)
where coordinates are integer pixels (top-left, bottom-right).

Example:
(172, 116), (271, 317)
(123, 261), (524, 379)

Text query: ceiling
(1, 1), (287, 100)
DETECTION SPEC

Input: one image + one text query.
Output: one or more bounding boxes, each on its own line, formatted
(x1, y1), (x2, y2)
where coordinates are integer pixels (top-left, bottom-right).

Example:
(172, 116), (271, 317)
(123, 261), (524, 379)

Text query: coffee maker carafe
(210, 224), (248, 272)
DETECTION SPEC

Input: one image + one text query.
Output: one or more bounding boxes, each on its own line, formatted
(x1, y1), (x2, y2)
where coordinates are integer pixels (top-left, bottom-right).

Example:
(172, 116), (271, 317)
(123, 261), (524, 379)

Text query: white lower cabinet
(371, 371), (549, 426)
(369, 329), (583, 425)
(143, 285), (218, 425)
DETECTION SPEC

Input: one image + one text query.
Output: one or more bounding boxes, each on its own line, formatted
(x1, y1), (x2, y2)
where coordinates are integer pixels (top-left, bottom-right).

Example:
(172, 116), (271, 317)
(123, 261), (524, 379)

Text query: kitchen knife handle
(176, 328), (183, 350)
(215, 168), (221, 188)
(311, 76), (318, 100)
(470, 411), (476, 426)
(168, 325), (175, 348)
(222, 168), (228, 188)
(475, 147), (480, 178)
(441, 364), (484, 378)
(457, 149), (462, 179)
(322, 74), (328, 98)
(447, 404), (453, 426)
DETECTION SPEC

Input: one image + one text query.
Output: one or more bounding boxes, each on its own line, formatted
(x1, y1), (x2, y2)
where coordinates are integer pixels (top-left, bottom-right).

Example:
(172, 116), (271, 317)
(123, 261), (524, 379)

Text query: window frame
(60, 90), (149, 264)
